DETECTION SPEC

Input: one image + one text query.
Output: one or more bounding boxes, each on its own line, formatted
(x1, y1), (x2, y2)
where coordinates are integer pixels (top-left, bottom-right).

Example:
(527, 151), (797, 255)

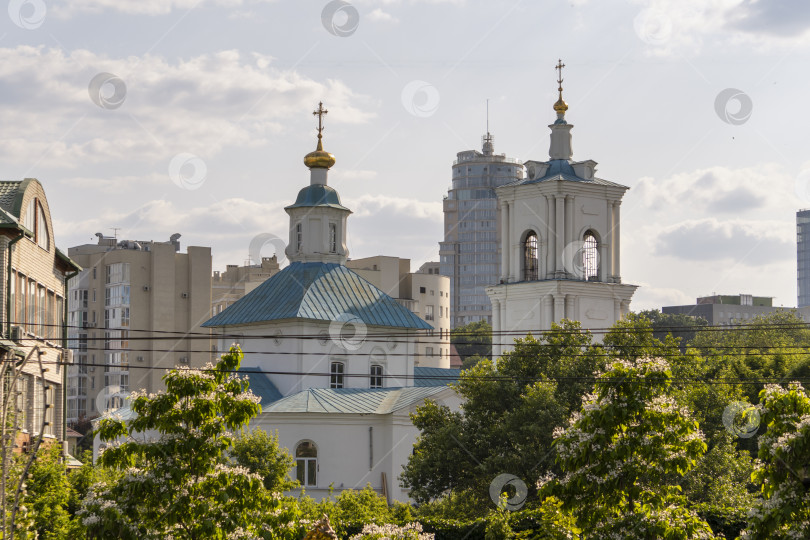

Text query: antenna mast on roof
(110, 227), (121, 241)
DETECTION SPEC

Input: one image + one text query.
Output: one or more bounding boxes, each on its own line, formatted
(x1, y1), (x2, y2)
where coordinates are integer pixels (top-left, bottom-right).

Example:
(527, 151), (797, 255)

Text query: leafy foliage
(81, 346), (300, 539)
(451, 320), (492, 364)
(547, 357), (718, 539)
(741, 382), (810, 539)
(636, 309), (708, 350)
(230, 428), (296, 492)
(403, 321), (600, 508)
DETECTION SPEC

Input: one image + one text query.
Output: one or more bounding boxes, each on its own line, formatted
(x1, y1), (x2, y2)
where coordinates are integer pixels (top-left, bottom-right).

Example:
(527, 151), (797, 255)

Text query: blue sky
(2, 0), (810, 310)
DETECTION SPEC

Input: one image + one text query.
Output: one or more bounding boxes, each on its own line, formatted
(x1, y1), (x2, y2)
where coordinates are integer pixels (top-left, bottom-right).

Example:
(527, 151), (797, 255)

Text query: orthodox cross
(313, 102), (328, 139)
(555, 59), (565, 93)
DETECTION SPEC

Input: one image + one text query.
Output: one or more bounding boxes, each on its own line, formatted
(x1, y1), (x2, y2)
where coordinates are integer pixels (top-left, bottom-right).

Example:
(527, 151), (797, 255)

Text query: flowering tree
(741, 382), (810, 539)
(80, 346), (300, 539)
(546, 357), (718, 539)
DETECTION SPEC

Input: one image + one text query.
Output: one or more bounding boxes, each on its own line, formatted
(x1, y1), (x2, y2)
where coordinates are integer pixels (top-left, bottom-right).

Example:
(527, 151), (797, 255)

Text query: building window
(330, 361), (344, 388)
(295, 441), (317, 486)
(329, 223), (337, 253)
(296, 223), (303, 252)
(583, 231), (599, 281)
(426, 347), (434, 357)
(37, 204), (49, 250)
(523, 231), (539, 281)
(425, 305), (434, 321)
(370, 364), (383, 389)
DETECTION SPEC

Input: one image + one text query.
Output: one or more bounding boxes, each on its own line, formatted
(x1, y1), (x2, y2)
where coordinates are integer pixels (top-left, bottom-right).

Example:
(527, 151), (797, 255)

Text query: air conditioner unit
(61, 350), (74, 365)
(9, 326), (22, 341)
(179, 356), (189, 364)
(83, 321), (96, 329)
(89, 366), (95, 373)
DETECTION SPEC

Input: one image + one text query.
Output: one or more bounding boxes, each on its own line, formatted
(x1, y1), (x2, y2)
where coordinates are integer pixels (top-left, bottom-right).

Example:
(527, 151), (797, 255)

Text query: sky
(2, 0), (810, 311)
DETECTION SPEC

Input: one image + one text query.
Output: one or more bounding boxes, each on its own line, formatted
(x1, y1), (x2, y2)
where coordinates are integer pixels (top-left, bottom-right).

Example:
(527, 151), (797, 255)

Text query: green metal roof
(413, 367), (461, 387)
(285, 184), (350, 211)
(507, 160), (626, 188)
(202, 262), (432, 330)
(239, 368), (283, 405)
(263, 386), (449, 414)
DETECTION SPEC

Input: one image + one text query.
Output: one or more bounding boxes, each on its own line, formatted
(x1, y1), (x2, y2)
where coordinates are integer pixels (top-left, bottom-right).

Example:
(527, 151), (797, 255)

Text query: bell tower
(486, 61), (637, 355)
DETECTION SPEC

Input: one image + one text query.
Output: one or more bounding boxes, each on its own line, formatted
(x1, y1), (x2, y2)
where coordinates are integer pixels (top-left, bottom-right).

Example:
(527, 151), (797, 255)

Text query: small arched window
(330, 361), (344, 388)
(295, 441), (317, 486)
(329, 223), (337, 253)
(583, 231), (599, 281)
(523, 231), (539, 281)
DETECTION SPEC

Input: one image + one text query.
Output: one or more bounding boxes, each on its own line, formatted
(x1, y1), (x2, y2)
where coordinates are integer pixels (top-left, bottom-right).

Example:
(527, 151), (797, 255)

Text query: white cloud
(367, 8), (398, 23)
(0, 46), (373, 170)
(51, 0), (276, 17)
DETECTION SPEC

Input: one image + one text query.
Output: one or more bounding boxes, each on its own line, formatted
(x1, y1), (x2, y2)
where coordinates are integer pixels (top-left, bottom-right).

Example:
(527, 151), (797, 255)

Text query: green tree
(230, 428), (295, 492)
(637, 309), (708, 350)
(81, 346), (300, 539)
(402, 321), (601, 508)
(741, 382), (810, 539)
(451, 320), (492, 364)
(546, 357), (717, 539)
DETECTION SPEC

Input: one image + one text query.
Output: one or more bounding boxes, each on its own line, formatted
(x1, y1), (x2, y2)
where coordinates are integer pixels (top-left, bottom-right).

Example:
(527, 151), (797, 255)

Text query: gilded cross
(555, 59), (565, 91)
(313, 102), (328, 138)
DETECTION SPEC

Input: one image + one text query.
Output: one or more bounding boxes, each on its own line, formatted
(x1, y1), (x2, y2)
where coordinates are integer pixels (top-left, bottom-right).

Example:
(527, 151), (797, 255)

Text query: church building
(201, 104), (461, 502)
(486, 62), (637, 358)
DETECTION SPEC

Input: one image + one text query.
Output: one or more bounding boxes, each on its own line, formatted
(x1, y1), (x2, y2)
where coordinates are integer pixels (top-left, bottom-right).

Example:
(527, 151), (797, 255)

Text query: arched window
(583, 231), (599, 281)
(370, 364), (383, 389)
(329, 223), (337, 253)
(23, 199), (34, 231)
(295, 441), (317, 486)
(295, 223), (303, 252)
(330, 361), (344, 388)
(523, 231), (539, 281)
(37, 204), (49, 250)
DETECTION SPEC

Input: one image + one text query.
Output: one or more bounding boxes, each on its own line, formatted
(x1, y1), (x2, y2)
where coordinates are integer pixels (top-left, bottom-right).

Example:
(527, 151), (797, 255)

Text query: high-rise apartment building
(439, 133), (523, 328)
(346, 256), (451, 368)
(798, 210), (810, 308)
(212, 256), (280, 317)
(66, 233), (211, 423)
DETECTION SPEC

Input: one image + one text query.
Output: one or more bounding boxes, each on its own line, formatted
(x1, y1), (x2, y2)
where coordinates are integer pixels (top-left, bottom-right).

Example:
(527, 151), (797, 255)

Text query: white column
(554, 294), (565, 322)
(555, 195), (565, 277)
(565, 196), (574, 277)
(546, 195), (555, 279)
(565, 294), (575, 320)
(543, 295), (553, 330)
(607, 200), (615, 282)
(492, 299), (501, 359)
(613, 201), (621, 283)
(500, 200), (509, 282)
(614, 298), (621, 322)
(500, 300), (508, 353)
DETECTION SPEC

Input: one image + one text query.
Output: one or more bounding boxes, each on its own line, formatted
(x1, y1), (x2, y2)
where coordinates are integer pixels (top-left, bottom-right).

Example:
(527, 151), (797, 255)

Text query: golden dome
(304, 137), (336, 169)
(553, 95), (568, 114)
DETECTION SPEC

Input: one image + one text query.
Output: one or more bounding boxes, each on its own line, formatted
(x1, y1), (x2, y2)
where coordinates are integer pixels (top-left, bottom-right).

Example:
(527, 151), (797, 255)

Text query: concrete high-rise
(439, 133), (523, 328)
(66, 233), (211, 422)
(798, 209), (810, 308)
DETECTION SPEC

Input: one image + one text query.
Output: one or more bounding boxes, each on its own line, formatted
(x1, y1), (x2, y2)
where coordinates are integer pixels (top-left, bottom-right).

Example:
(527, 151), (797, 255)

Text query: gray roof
(202, 262), (432, 330)
(507, 159), (626, 188)
(413, 366), (461, 387)
(263, 386), (449, 414)
(239, 367), (283, 405)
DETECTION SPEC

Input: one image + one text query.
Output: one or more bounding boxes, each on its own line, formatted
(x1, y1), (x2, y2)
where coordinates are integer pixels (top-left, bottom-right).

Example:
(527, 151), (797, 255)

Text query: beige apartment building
(346, 256), (450, 368)
(0, 179), (80, 452)
(66, 233), (211, 422)
(212, 256), (280, 317)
